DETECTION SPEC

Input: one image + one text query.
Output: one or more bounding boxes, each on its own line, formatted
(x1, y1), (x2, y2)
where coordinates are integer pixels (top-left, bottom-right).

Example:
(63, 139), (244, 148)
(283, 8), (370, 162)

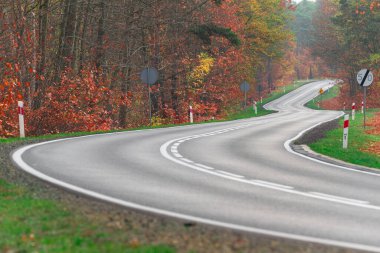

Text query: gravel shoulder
(0, 136), (367, 253)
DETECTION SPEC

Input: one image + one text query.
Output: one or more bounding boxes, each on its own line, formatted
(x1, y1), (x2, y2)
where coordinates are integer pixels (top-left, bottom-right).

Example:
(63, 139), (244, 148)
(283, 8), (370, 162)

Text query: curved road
(12, 81), (380, 252)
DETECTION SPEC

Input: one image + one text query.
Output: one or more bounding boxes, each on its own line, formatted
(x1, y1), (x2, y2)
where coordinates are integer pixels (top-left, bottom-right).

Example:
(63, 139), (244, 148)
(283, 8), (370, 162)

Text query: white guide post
(343, 114), (349, 149)
(352, 102), (356, 120)
(18, 101), (25, 138)
(253, 101), (257, 115)
(361, 101), (364, 114)
(189, 105), (194, 124)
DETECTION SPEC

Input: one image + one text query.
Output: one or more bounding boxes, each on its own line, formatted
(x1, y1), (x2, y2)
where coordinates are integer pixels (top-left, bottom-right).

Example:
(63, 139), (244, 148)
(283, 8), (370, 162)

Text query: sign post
(240, 81), (250, 111)
(18, 101), (25, 138)
(343, 114), (349, 149)
(356, 69), (374, 128)
(319, 88), (324, 108)
(141, 67), (159, 125)
(361, 101), (364, 114)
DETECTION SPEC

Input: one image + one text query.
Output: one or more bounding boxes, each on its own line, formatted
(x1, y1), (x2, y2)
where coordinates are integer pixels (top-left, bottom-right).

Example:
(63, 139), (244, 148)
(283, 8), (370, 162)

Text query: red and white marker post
(343, 102), (346, 111)
(352, 102), (356, 120)
(189, 105), (194, 124)
(18, 101), (25, 138)
(343, 114), (349, 149)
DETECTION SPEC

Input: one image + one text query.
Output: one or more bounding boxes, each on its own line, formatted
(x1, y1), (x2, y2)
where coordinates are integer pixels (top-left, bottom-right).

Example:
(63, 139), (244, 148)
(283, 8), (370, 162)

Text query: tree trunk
(32, 0), (49, 109)
(95, 0), (106, 69)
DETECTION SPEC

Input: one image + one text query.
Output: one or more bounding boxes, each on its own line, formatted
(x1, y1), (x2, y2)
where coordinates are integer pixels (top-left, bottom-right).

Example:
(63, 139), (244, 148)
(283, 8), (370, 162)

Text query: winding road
(12, 81), (380, 252)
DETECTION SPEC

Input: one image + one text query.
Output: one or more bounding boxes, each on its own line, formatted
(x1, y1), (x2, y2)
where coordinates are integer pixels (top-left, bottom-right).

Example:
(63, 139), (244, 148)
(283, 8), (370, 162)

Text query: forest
(0, 0), (379, 137)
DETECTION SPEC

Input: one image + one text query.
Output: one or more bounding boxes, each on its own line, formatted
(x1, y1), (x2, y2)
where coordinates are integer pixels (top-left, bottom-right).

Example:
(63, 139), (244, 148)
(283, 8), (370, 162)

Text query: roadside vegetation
(1, 80), (311, 144)
(309, 111), (380, 169)
(304, 81), (380, 168)
(305, 85), (340, 110)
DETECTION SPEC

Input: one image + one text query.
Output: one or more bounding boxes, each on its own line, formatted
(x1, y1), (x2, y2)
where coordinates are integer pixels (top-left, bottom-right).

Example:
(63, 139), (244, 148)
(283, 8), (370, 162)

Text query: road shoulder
(291, 118), (380, 174)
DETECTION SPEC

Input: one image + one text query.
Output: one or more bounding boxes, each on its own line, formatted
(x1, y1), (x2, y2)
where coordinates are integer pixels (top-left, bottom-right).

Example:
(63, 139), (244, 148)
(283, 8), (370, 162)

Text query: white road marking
(162, 136), (380, 211)
(217, 170), (245, 178)
(194, 164), (215, 170)
(253, 180), (294, 190)
(10, 144), (380, 253)
(284, 114), (380, 178)
(309, 192), (369, 205)
(173, 153), (183, 158)
(180, 158), (193, 163)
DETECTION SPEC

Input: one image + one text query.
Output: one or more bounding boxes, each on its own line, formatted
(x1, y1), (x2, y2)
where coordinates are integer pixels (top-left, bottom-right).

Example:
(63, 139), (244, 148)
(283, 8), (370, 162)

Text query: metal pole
(364, 87), (367, 128)
(147, 68), (152, 125)
(244, 90), (247, 111)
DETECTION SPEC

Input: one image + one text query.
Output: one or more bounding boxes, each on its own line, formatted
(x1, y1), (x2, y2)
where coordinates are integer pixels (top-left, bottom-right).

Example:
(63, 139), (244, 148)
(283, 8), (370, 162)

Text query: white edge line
(284, 112), (380, 177)
(11, 142), (380, 253)
(309, 192), (369, 205)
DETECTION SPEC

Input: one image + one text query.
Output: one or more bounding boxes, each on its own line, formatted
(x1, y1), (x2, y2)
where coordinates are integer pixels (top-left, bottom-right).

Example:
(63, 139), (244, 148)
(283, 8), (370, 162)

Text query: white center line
(217, 170), (245, 179)
(253, 180), (294, 190)
(194, 163), (215, 170)
(181, 158), (193, 163)
(309, 192), (369, 205)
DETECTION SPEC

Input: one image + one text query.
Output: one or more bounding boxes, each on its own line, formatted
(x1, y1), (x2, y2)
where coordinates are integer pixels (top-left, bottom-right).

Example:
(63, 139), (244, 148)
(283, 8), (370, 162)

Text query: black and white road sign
(357, 69), (374, 87)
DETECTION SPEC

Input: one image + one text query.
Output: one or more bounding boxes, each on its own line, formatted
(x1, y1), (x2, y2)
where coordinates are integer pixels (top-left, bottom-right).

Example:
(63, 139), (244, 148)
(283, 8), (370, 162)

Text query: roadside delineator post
(343, 102), (346, 111)
(189, 105), (194, 124)
(352, 102), (356, 120)
(260, 97), (263, 103)
(343, 114), (349, 149)
(361, 101), (364, 114)
(253, 100), (257, 115)
(18, 101), (25, 138)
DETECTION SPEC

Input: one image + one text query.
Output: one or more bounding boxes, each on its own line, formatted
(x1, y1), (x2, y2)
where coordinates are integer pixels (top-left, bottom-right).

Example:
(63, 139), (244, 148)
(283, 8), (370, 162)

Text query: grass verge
(0, 179), (174, 253)
(305, 84), (340, 110)
(309, 110), (380, 169)
(226, 80), (312, 120)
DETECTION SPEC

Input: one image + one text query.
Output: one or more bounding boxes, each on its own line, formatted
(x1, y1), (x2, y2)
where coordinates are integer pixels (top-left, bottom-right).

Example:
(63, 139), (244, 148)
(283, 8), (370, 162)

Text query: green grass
(226, 80), (312, 120)
(0, 179), (175, 253)
(1, 80), (312, 144)
(306, 84), (340, 110)
(309, 110), (380, 169)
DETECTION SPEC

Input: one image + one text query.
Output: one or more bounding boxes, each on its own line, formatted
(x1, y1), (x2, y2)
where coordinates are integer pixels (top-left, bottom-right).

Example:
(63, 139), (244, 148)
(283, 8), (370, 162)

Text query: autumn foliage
(0, 0), (312, 137)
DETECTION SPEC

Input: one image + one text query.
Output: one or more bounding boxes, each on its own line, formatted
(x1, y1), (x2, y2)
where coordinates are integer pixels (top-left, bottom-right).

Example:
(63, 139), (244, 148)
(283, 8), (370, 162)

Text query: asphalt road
(13, 81), (380, 252)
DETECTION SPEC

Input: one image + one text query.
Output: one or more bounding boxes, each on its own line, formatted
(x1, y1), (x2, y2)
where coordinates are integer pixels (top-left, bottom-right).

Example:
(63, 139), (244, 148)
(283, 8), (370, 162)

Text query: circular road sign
(240, 81), (250, 92)
(141, 67), (159, 85)
(357, 69), (374, 87)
